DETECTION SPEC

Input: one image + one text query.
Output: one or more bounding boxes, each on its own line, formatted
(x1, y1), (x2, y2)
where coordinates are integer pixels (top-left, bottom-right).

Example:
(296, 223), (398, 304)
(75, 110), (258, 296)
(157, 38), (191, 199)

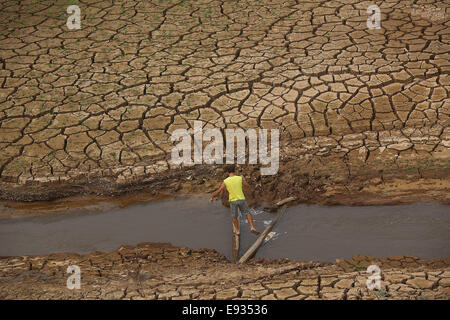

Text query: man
(209, 165), (260, 236)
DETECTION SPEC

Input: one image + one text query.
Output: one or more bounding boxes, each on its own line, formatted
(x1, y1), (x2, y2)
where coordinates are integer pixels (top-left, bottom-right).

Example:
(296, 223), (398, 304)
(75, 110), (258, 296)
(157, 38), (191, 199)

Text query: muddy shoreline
(1, 156), (449, 217)
(1, 161), (448, 299)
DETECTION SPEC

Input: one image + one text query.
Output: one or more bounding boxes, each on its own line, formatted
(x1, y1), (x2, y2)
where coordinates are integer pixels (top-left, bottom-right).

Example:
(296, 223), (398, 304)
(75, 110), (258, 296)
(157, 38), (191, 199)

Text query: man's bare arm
(210, 182), (226, 203)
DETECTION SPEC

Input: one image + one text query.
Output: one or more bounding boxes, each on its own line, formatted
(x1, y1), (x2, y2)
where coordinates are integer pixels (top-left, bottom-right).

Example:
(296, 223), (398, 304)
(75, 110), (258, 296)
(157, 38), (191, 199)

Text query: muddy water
(0, 198), (449, 262)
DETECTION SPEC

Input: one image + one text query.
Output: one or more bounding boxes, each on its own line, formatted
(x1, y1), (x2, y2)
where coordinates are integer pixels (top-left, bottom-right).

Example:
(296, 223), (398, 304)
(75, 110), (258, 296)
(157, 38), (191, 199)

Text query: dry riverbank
(0, 242), (448, 300)
(0, 153), (449, 218)
(0, 0), (449, 210)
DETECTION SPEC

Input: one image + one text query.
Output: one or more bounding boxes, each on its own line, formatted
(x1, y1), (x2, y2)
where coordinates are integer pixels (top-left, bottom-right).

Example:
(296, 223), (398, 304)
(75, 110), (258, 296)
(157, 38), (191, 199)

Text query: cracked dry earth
(0, 0), (449, 301)
(0, 0), (448, 203)
(0, 243), (449, 300)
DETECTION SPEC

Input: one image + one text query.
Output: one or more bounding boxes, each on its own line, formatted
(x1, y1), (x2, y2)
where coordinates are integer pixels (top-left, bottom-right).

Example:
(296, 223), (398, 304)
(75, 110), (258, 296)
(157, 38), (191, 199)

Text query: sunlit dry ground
(0, 243), (449, 300)
(0, 1), (449, 300)
(0, 0), (448, 202)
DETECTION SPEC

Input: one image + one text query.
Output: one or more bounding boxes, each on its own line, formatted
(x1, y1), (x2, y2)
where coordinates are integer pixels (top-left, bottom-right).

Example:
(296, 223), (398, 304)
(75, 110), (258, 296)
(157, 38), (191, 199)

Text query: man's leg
(232, 218), (240, 235)
(239, 200), (260, 235)
(230, 201), (240, 235)
(246, 214), (259, 235)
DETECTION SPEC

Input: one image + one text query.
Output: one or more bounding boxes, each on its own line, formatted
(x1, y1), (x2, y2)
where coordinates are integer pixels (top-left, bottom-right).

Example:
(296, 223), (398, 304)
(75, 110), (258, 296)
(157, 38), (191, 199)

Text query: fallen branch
(275, 196), (296, 207)
(264, 196), (296, 212)
(238, 205), (288, 264)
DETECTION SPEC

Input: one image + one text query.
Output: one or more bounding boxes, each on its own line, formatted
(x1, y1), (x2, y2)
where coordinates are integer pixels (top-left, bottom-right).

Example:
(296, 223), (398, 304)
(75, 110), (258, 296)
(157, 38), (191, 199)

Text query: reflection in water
(0, 198), (448, 262)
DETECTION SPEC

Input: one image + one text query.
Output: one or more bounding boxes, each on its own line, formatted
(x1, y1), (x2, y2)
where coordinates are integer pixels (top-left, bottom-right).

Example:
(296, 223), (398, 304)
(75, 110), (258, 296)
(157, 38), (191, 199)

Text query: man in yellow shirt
(209, 165), (260, 236)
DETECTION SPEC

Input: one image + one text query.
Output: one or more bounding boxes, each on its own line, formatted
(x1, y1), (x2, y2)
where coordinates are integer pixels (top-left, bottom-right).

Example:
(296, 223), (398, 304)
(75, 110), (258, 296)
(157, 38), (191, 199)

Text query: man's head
(225, 165), (236, 176)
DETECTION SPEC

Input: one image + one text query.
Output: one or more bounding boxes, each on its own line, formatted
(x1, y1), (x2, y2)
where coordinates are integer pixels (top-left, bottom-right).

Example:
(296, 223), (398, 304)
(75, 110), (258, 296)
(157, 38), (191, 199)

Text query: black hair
(225, 165), (236, 173)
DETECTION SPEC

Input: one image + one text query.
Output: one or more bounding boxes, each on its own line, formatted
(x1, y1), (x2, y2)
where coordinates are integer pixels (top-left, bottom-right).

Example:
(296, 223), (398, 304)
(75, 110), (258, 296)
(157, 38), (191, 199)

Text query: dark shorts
(230, 199), (251, 219)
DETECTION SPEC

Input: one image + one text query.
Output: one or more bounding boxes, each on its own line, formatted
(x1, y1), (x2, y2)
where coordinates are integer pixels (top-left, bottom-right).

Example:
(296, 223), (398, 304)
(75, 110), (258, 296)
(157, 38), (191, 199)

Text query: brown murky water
(0, 197), (449, 261)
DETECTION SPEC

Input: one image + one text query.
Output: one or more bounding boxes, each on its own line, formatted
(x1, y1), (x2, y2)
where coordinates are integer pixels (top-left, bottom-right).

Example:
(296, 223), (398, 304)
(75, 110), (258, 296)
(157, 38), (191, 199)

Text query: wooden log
(264, 196), (296, 212)
(238, 205), (287, 264)
(231, 219), (240, 263)
(275, 196), (296, 207)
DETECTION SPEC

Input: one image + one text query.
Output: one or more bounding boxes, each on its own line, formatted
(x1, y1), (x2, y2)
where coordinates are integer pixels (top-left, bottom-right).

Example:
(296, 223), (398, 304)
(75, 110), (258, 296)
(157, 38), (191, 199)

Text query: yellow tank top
(224, 175), (245, 202)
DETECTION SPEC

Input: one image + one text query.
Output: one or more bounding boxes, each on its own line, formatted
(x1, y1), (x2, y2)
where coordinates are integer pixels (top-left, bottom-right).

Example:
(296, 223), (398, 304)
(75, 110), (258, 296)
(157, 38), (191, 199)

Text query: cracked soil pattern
(0, 0), (448, 203)
(0, 243), (449, 300)
(0, 0), (449, 300)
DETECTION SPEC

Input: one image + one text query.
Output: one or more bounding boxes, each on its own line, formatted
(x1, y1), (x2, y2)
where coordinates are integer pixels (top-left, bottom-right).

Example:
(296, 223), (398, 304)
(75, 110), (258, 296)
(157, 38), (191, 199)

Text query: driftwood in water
(264, 196), (296, 212)
(238, 205), (287, 264)
(275, 196), (296, 207)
